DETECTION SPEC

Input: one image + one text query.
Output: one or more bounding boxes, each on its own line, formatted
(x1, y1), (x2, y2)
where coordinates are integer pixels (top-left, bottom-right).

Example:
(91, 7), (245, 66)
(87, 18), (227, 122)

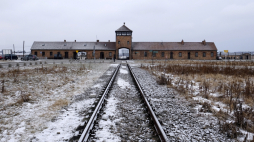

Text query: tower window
(127, 32), (131, 35)
(127, 41), (129, 44)
(179, 52), (182, 57)
(117, 32), (121, 36)
(118, 41), (120, 44)
(122, 32), (126, 35)
(203, 52), (206, 57)
(211, 52), (214, 57)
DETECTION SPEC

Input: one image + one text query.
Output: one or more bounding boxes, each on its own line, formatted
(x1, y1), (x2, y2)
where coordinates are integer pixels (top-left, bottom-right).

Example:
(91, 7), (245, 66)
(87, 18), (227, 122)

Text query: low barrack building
(31, 23), (217, 60)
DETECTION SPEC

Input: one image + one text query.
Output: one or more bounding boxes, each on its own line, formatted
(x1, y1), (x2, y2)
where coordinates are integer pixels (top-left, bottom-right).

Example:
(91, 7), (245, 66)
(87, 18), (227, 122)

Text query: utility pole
(93, 45), (95, 60)
(23, 41), (25, 57)
(13, 44), (15, 54)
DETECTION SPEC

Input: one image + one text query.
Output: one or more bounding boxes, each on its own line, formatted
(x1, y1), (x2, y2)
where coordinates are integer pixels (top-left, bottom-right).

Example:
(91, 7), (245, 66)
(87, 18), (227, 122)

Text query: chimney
(64, 40), (66, 42)
(108, 40), (110, 42)
(97, 40), (99, 42)
(75, 40), (76, 42)
(181, 39), (184, 45)
(202, 40), (206, 45)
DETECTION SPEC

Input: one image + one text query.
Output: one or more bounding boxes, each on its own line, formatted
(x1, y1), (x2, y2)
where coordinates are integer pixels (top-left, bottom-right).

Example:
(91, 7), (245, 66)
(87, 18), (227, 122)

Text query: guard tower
(115, 23), (132, 59)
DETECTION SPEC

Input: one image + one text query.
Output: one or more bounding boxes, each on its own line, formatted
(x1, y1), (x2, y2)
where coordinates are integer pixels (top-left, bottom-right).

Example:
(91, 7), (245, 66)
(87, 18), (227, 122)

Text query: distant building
(219, 52), (253, 60)
(31, 23), (217, 60)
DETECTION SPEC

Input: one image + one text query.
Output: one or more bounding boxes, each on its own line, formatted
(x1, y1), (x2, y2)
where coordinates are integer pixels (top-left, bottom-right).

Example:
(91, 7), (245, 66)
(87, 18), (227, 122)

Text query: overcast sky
(1, 0), (254, 52)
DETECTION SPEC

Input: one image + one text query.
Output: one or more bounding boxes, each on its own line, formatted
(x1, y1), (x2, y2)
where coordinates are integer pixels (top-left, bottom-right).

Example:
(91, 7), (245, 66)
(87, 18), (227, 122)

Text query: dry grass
(142, 60), (254, 136)
(50, 99), (69, 110)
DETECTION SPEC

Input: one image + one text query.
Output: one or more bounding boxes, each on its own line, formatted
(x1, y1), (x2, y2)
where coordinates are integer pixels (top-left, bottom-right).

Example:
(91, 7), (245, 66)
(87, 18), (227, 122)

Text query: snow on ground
(119, 66), (128, 74)
(31, 99), (95, 141)
(95, 96), (120, 142)
(117, 78), (130, 89)
(0, 62), (114, 141)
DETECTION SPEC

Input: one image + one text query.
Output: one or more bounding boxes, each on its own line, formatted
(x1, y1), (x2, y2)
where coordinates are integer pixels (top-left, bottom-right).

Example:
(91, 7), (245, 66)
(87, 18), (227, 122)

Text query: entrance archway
(118, 48), (129, 60)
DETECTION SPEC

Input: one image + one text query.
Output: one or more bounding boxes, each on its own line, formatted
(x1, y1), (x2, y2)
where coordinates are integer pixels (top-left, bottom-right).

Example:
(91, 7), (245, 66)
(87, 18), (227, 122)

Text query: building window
(42, 44), (45, 46)
(144, 52), (147, 57)
(161, 52), (164, 57)
(64, 44), (67, 46)
(179, 52), (182, 57)
(109, 52), (112, 57)
(118, 41), (120, 44)
(122, 32), (126, 35)
(127, 41), (129, 44)
(153, 52), (156, 57)
(35, 52), (37, 56)
(127, 32), (131, 36)
(211, 52), (214, 57)
(203, 52), (206, 57)
(50, 52), (53, 56)
(42, 52), (45, 56)
(195, 52), (198, 57)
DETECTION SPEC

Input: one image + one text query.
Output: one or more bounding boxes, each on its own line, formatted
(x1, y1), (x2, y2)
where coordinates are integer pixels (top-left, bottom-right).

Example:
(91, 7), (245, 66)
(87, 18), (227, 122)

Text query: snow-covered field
(0, 62), (118, 141)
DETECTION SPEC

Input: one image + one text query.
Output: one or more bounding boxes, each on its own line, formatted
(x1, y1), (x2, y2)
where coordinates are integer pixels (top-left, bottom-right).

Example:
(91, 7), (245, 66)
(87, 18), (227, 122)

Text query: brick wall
(116, 35), (132, 59)
(31, 50), (116, 59)
(132, 50), (217, 60)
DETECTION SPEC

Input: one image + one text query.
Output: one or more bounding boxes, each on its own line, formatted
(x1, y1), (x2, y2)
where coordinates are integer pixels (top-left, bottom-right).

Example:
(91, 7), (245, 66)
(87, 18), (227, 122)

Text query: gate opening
(118, 48), (129, 60)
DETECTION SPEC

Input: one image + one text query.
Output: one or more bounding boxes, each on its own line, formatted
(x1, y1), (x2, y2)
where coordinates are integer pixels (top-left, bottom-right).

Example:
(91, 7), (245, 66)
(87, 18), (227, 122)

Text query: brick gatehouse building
(31, 23), (217, 60)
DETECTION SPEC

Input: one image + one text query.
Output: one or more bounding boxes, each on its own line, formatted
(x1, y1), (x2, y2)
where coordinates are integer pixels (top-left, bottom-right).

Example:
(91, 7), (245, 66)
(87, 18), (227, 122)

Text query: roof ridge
(115, 24), (132, 32)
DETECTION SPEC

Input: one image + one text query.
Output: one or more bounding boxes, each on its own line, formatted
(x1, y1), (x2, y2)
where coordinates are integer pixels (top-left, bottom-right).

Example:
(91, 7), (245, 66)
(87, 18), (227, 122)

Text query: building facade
(31, 23), (217, 60)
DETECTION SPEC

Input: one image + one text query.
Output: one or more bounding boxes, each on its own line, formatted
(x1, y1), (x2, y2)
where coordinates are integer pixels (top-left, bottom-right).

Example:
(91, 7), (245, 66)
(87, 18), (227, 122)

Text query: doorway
(188, 52), (190, 59)
(170, 52), (173, 59)
(118, 48), (129, 60)
(100, 52), (104, 59)
(73, 52), (77, 59)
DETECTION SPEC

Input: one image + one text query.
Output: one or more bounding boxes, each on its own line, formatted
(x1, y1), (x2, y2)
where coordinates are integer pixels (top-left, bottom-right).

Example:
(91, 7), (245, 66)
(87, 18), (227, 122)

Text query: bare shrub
(30, 62), (32, 65)
(16, 63), (19, 67)
(199, 102), (212, 113)
(219, 121), (242, 138)
(1, 80), (4, 93)
(8, 64), (12, 67)
(157, 74), (167, 85)
(0, 64), (3, 68)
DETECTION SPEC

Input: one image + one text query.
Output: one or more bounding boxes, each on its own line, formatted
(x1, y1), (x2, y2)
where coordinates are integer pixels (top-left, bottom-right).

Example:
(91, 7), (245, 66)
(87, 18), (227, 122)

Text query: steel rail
(127, 63), (169, 142)
(78, 64), (121, 142)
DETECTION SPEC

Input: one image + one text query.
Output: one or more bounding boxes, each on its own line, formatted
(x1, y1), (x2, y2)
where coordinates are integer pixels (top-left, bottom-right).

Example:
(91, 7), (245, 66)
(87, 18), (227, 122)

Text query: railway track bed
(73, 63), (167, 141)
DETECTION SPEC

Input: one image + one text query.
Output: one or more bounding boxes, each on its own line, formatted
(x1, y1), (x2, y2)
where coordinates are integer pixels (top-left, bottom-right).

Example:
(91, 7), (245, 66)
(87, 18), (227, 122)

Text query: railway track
(71, 63), (168, 142)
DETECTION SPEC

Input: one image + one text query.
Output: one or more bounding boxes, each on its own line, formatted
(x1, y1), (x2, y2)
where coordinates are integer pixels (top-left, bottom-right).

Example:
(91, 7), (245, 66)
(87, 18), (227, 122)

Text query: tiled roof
(31, 42), (116, 50)
(132, 42), (217, 51)
(115, 24), (132, 32)
(31, 41), (218, 51)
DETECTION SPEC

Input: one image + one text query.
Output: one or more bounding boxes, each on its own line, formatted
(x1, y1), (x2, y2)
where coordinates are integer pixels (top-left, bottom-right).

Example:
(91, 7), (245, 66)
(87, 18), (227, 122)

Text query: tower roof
(115, 23), (132, 32)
